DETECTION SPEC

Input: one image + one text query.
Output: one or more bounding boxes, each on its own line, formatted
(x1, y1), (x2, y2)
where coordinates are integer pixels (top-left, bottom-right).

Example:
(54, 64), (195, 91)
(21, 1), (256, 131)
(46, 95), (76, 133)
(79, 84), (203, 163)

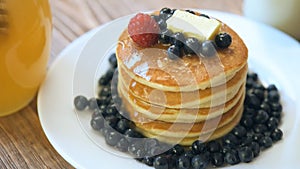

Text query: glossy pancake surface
(138, 107), (243, 146)
(116, 23), (248, 91)
(119, 82), (245, 122)
(126, 91), (244, 136)
(119, 64), (247, 108)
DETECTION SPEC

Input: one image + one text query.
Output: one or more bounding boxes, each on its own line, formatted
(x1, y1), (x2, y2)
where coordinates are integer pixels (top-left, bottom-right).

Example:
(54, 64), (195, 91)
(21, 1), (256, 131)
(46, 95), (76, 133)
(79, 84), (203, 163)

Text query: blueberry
(243, 108), (256, 119)
(252, 133), (264, 142)
(90, 115), (104, 130)
(267, 117), (279, 130)
(116, 118), (131, 133)
(105, 131), (121, 146)
(224, 149), (240, 165)
(157, 18), (167, 31)
(153, 156), (169, 169)
(171, 32), (185, 47)
(232, 125), (247, 138)
(267, 84), (278, 92)
(124, 129), (142, 142)
(160, 7), (172, 15)
(249, 141), (260, 157)
(98, 69), (114, 86)
(74, 95), (88, 110)
(245, 93), (261, 109)
(106, 104), (118, 116)
(270, 111), (282, 119)
(159, 8), (172, 20)
(264, 131), (272, 137)
(254, 110), (269, 124)
(260, 102), (271, 114)
(199, 13), (210, 18)
(191, 154), (210, 169)
(177, 155), (191, 169)
(184, 37), (201, 55)
(96, 98), (107, 109)
(239, 136), (253, 147)
(182, 150), (194, 158)
(185, 9), (195, 14)
(171, 144), (185, 155)
(221, 145), (231, 155)
(128, 141), (144, 157)
(259, 136), (273, 149)
(101, 127), (110, 136)
(116, 138), (129, 152)
(211, 152), (224, 167)
(104, 115), (119, 129)
(270, 102), (282, 112)
(87, 97), (98, 110)
(246, 129), (255, 138)
(167, 45), (182, 60)
(222, 133), (240, 147)
(207, 140), (221, 153)
(246, 78), (254, 88)
(99, 86), (111, 97)
(192, 140), (206, 154)
(144, 138), (159, 152)
(253, 89), (265, 100)
(92, 109), (103, 119)
(124, 128), (139, 138)
(97, 96), (110, 107)
(268, 90), (280, 103)
(200, 40), (216, 57)
(159, 29), (172, 44)
(142, 156), (154, 166)
(253, 83), (265, 90)
(109, 53), (118, 68)
(135, 148), (146, 158)
(271, 128), (283, 142)
(254, 124), (268, 133)
(247, 72), (258, 81)
(167, 154), (178, 169)
(148, 146), (163, 156)
(238, 146), (254, 163)
(98, 76), (109, 86)
(241, 117), (254, 129)
(215, 33), (232, 48)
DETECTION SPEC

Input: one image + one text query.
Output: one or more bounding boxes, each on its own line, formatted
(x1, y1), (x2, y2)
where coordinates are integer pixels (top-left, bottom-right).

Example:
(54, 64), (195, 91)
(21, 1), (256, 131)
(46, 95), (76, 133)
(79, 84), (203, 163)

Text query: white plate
(38, 10), (300, 169)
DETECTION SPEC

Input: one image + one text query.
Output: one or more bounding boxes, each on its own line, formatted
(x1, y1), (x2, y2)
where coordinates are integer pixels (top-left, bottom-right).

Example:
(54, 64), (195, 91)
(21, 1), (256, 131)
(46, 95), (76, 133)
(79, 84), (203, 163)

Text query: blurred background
(50, 0), (299, 62)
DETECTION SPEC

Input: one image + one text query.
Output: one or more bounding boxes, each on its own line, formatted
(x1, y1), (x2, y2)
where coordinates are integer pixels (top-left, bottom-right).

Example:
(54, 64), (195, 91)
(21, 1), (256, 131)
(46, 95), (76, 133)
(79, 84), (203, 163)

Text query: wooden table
(0, 0), (243, 168)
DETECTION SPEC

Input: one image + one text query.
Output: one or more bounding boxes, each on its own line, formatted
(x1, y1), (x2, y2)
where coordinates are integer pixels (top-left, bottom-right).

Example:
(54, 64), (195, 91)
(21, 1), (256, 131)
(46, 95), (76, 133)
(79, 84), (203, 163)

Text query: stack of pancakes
(116, 20), (248, 146)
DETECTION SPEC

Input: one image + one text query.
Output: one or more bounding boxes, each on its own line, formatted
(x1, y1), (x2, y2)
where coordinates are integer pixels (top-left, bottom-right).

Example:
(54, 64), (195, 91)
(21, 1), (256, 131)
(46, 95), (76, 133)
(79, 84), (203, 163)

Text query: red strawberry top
(128, 13), (160, 47)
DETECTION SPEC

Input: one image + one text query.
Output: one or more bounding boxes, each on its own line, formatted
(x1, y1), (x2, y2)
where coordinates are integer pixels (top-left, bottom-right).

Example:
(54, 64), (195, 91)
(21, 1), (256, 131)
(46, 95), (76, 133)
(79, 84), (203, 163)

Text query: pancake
(115, 10), (248, 146)
(119, 64), (247, 108)
(138, 106), (243, 146)
(126, 91), (244, 137)
(119, 82), (245, 122)
(116, 23), (248, 92)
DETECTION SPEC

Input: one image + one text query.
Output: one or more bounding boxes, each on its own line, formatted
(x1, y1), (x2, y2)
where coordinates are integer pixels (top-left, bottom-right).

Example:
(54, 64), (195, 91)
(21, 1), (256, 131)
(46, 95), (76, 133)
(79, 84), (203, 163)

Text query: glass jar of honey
(0, 0), (52, 116)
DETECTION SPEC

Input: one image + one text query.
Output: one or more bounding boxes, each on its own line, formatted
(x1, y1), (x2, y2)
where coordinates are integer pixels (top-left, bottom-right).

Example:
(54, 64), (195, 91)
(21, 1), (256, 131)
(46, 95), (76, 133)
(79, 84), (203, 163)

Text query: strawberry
(128, 13), (160, 47)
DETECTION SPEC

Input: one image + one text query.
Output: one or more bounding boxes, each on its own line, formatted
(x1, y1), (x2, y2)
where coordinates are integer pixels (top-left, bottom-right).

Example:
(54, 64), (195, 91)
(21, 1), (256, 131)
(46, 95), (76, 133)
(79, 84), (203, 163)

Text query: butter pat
(166, 10), (221, 41)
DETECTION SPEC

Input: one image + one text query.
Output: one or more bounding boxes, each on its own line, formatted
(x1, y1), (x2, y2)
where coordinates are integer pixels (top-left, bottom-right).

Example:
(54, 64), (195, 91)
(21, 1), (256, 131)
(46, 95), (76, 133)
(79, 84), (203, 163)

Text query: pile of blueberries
(74, 53), (283, 169)
(151, 8), (232, 59)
